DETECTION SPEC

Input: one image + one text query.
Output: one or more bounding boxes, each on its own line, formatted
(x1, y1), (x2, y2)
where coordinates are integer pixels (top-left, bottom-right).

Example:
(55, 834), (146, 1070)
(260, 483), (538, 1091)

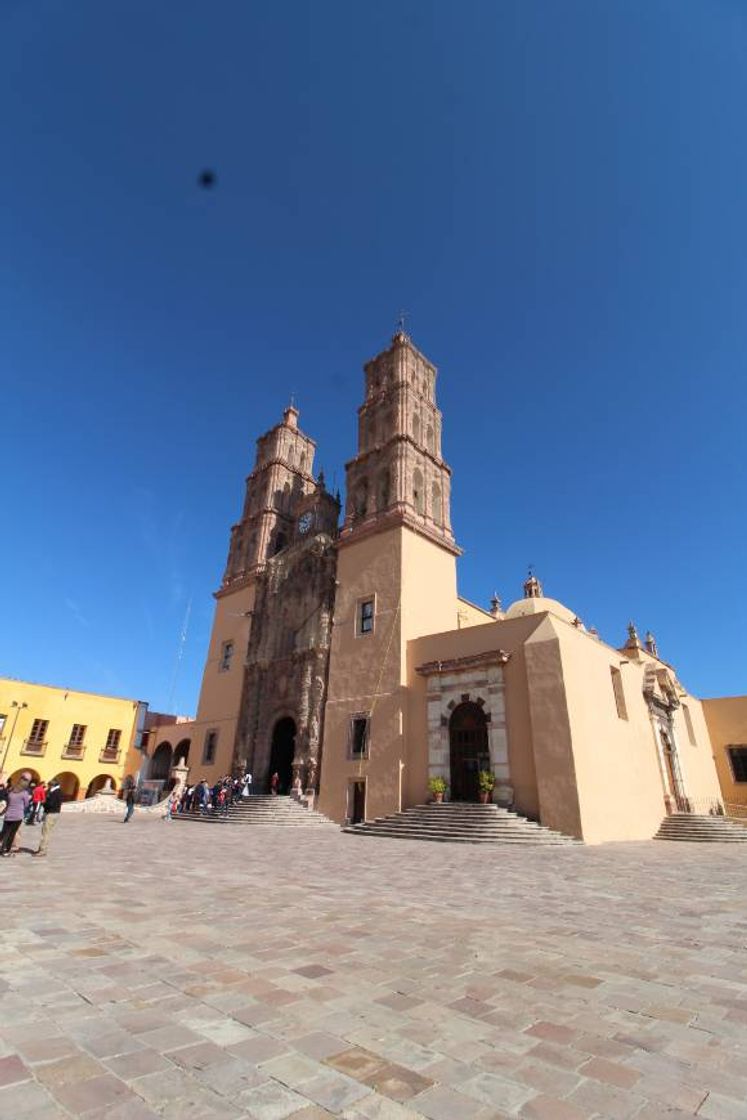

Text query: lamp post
(0, 701), (28, 777)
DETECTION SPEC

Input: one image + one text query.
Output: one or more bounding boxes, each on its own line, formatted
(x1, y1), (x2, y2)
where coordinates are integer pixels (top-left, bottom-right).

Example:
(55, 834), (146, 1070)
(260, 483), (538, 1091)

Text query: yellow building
(0, 677), (146, 799)
(702, 696), (747, 817)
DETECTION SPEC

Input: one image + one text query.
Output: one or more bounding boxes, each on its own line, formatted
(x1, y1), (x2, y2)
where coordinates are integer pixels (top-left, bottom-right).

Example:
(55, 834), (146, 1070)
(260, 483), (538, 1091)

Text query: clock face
(298, 511), (313, 534)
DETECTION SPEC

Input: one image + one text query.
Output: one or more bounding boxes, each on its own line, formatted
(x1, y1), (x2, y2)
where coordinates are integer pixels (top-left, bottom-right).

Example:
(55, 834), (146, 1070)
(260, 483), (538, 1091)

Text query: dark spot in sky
(198, 170), (216, 188)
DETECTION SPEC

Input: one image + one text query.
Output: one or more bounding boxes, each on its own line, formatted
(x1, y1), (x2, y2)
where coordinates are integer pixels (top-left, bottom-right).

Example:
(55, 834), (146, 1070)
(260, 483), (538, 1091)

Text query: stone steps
(171, 795), (336, 827)
(344, 802), (575, 845)
(655, 814), (747, 843)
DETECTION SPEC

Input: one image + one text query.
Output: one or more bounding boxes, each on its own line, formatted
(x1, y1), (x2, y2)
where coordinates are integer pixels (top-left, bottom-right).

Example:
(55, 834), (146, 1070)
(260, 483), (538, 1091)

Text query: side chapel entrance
(269, 717), (296, 794)
(449, 702), (490, 802)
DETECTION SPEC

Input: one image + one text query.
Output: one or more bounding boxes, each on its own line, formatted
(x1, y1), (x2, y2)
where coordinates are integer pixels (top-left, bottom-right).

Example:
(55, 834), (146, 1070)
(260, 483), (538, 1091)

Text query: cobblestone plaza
(1, 817), (746, 1119)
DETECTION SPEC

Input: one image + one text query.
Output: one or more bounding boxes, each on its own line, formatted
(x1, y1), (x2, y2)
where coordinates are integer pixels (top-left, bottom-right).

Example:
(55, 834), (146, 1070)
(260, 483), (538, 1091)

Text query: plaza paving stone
(0, 815), (746, 1118)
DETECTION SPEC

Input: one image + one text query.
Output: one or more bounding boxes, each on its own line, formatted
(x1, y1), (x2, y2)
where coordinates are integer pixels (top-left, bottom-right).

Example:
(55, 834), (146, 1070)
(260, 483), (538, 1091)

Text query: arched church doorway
(449, 702), (490, 802)
(150, 742), (172, 782)
(269, 717), (296, 794)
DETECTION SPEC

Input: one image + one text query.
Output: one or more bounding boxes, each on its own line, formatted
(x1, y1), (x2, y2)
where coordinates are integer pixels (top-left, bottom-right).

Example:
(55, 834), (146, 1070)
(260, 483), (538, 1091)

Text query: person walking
(33, 779), (62, 857)
(0, 781), (31, 856)
(270, 771), (280, 796)
(123, 783), (136, 823)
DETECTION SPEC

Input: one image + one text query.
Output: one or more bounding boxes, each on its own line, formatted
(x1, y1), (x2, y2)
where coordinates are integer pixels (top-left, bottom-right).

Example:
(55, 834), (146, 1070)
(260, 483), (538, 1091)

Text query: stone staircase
(171, 795), (336, 828)
(344, 802), (575, 845)
(655, 814), (747, 843)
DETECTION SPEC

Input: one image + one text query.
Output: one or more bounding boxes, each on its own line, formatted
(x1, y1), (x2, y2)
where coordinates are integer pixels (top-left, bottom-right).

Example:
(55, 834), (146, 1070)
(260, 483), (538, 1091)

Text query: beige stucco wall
(550, 625), (666, 842)
(318, 526), (458, 822)
(150, 582), (256, 784)
(457, 597), (495, 628)
(548, 625), (723, 842)
(702, 695), (747, 811)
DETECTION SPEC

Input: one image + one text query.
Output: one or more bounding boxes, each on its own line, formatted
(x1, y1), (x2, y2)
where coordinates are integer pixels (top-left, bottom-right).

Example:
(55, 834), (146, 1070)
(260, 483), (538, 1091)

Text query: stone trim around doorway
(418, 658), (510, 801)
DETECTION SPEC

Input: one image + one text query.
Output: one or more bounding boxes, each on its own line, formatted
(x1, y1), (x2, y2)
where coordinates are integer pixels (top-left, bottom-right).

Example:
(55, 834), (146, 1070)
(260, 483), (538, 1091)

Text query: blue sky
(2, 0), (745, 710)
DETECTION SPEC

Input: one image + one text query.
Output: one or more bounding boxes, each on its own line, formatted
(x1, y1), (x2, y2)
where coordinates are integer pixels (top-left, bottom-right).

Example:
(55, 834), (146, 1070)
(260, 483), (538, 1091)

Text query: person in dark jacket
(34, 779), (62, 857)
(123, 783), (136, 823)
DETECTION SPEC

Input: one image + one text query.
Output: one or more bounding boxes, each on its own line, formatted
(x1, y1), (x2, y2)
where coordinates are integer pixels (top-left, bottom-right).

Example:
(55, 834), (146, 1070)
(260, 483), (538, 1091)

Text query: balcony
(21, 739), (47, 757)
(99, 748), (120, 764)
(61, 743), (86, 761)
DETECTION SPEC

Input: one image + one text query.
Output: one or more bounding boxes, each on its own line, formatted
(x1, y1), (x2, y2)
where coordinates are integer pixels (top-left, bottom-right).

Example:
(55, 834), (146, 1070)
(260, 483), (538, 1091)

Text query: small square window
(203, 729), (218, 765)
(728, 746), (747, 783)
(349, 714), (370, 758)
(219, 640), (234, 672)
(359, 599), (374, 635)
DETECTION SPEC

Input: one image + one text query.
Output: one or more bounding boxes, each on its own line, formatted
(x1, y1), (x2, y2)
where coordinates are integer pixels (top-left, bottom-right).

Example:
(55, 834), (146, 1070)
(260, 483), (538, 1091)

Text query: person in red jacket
(29, 782), (46, 824)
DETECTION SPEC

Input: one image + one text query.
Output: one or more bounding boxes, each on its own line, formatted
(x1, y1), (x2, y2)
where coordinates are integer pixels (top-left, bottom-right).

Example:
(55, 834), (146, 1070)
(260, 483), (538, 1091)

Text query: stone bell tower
(319, 331), (461, 824)
(341, 330), (456, 549)
(222, 405), (317, 588)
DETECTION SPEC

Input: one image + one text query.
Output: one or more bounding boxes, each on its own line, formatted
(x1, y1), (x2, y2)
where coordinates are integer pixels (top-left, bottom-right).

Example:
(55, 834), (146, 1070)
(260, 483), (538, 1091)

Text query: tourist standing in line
(34, 779), (62, 857)
(0, 781), (31, 855)
(123, 783), (136, 823)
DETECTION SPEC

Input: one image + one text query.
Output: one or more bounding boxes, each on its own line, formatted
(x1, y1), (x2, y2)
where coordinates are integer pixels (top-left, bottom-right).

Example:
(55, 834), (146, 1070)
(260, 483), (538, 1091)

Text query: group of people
(0, 772), (62, 857)
(166, 772), (254, 818)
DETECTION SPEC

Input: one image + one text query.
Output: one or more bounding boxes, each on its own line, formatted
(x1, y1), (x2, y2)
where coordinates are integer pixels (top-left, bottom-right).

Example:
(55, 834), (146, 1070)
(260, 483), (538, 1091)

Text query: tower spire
(523, 566), (543, 599)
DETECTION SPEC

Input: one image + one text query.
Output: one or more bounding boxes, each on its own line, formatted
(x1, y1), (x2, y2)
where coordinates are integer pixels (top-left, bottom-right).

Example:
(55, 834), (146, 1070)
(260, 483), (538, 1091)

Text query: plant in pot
(428, 776), (447, 804)
(478, 770), (495, 804)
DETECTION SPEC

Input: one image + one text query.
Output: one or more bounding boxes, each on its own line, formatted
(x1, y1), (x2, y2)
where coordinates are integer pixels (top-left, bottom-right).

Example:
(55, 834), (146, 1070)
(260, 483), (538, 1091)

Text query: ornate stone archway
(417, 651), (511, 804)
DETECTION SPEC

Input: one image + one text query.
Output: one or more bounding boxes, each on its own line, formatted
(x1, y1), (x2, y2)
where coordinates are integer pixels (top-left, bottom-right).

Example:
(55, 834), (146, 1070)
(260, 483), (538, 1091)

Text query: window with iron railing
(24, 718), (49, 753)
(104, 728), (121, 751)
(99, 727), (122, 761)
(64, 723), (87, 755)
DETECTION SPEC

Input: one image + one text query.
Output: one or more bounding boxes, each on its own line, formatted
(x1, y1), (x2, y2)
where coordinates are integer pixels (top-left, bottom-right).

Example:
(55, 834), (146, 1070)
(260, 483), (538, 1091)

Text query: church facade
(147, 331), (731, 842)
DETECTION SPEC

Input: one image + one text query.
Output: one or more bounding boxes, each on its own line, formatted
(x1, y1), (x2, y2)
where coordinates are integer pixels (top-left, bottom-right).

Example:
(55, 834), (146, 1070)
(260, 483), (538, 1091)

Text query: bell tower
(341, 331), (457, 553)
(222, 405), (317, 588)
(319, 331), (461, 824)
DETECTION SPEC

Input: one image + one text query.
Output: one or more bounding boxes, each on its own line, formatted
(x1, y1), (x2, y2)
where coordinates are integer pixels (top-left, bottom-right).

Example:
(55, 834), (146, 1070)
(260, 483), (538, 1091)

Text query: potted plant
(428, 776), (447, 804)
(478, 770), (495, 804)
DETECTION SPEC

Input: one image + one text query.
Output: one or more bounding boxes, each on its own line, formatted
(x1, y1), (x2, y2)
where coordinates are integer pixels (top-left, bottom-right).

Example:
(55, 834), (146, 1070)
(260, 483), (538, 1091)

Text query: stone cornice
(337, 508), (462, 557)
(416, 650), (510, 676)
(345, 434), (451, 476)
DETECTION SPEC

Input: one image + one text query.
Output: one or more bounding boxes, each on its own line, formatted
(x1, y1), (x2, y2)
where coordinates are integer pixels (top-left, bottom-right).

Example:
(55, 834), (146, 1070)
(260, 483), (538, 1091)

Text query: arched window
(273, 531), (287, 555)
(413, 414), (421, 443)
(432, 482), (443, 525)
(378, 469), (390, 511)
(354, 480), (368, 519)
(413, 469), (424, 515)
(426, 425), (435, 453)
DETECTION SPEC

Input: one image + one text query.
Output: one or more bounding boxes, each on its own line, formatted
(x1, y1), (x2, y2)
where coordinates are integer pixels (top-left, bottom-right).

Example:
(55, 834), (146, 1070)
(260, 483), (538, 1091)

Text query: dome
(504, 596), (580, 626)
